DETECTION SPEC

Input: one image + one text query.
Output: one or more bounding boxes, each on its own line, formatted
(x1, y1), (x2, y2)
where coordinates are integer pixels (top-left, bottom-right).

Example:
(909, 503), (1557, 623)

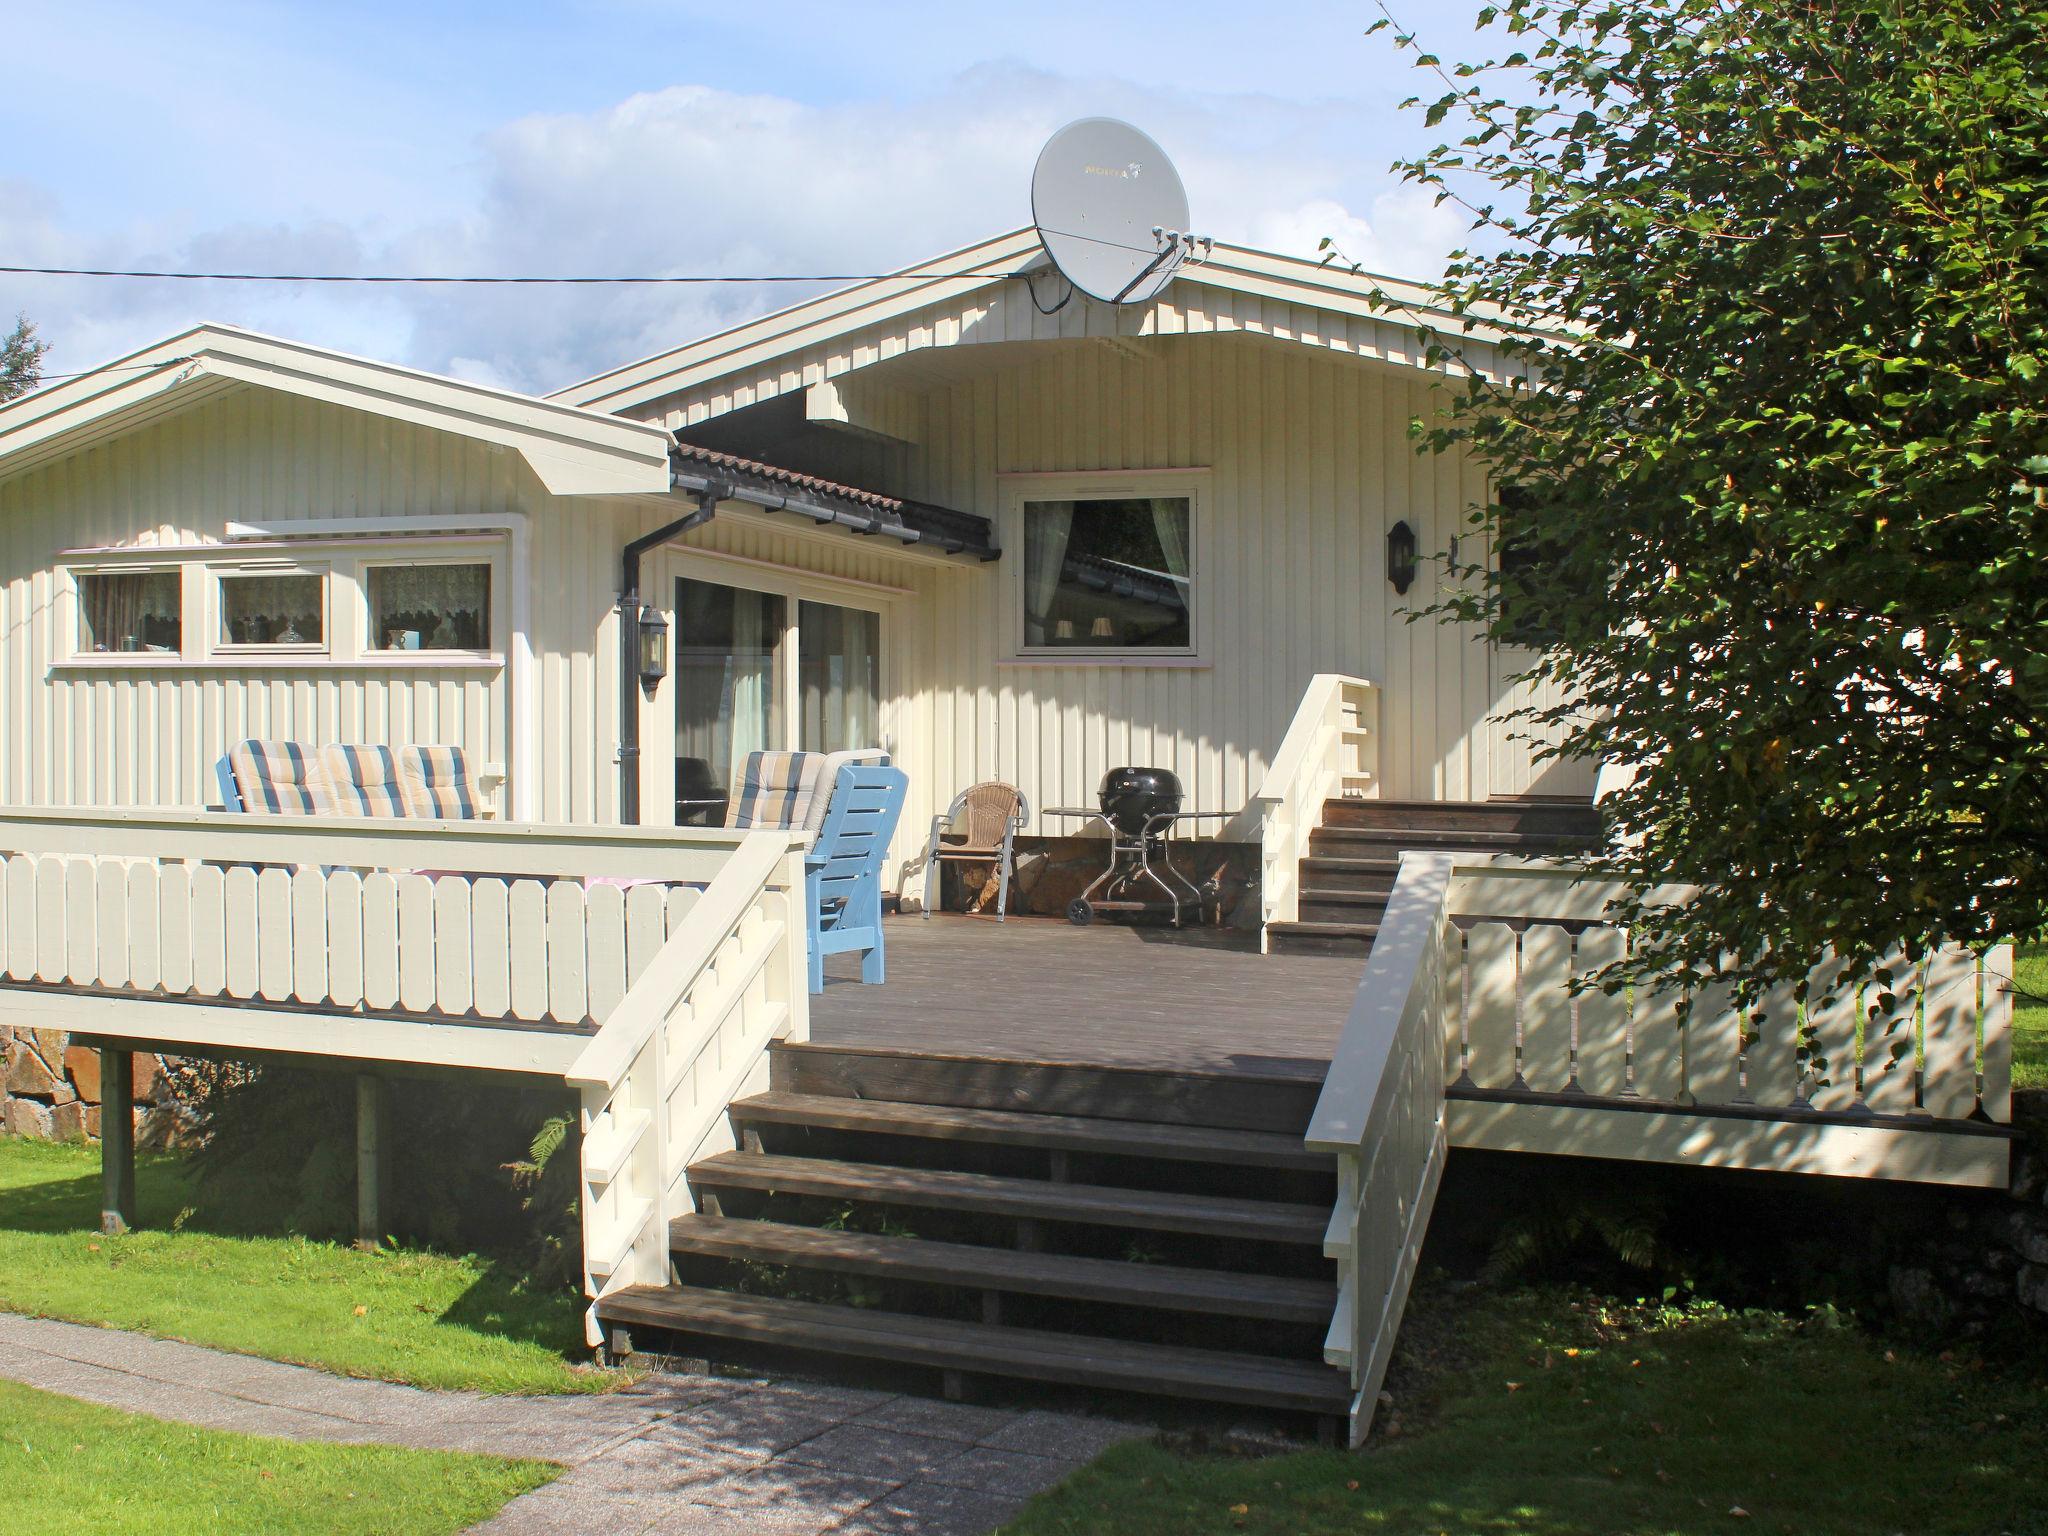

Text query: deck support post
(99, 1049), (136, 1236)
(355, 1073), (385, 1251)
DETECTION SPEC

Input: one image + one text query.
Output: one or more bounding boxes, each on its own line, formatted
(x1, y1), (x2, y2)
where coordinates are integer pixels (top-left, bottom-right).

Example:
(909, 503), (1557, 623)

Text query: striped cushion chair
(724, 750), (827, 830)
(398, 745), (480, 820)
(224, 740), (335, 816)
(320, 744), (410, 818)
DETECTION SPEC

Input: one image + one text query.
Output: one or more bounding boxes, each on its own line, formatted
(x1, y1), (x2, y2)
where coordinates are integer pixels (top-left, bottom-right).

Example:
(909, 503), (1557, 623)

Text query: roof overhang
(0, 324), (675, 496)
(554, 228), (1568, 425)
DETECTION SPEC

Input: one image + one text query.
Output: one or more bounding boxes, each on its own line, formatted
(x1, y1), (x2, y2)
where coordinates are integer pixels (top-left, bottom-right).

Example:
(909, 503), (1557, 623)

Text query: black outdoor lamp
(1386, 519), (1418, 595)
(636, 603), (669, 695)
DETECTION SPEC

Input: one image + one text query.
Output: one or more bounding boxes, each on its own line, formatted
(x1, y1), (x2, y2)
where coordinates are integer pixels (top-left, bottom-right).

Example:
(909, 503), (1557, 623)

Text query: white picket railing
(0, 808), (764, 1071)
(1252, 673), (1380, 949)
(565, 831), (808, 1347)
(1308, 851), (2017, 1446)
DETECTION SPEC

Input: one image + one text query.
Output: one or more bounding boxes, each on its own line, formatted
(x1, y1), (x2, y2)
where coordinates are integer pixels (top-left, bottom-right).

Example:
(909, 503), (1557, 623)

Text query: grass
(0, 1137), (618, 1395)
(2013, 941), (2047, 1093)
(1005, 1285), (2048, 1536)
(0, 1377), (553, 1533)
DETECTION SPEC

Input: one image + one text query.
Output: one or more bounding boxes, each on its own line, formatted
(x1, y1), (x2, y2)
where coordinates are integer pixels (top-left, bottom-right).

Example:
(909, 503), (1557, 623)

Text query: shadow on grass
(0, 1140), (595, 1379)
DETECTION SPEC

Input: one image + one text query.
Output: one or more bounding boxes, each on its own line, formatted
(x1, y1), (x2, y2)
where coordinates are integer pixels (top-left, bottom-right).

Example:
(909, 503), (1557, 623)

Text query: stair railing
(566, 830), (810, 1348)
(1252, 673), (1381, 950)
(1303, 850), (1455, 1446)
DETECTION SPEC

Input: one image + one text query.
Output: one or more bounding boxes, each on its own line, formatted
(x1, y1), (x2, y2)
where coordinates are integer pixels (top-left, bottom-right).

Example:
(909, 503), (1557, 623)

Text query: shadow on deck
(813, 913), (1362, 1081)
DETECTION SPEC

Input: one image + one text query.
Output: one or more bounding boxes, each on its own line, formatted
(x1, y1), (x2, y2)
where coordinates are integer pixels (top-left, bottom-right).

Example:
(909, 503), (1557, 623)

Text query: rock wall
(0, 1027), (184, 1147)
(1887, 1091), (2048, 1333)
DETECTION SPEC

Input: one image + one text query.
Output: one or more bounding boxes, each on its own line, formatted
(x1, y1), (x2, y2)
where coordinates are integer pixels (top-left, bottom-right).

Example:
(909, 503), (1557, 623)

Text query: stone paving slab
(0, 1311), (1147, 1535)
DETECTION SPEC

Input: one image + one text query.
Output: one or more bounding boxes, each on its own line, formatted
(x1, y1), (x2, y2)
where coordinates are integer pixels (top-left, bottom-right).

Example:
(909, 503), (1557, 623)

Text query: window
(217, 567), (326, 648)
(366, 561), (492, 651)
(1496, 484), (1569, 649)
(78, 570), (181, 654)
(1020, 494), (1193, 653)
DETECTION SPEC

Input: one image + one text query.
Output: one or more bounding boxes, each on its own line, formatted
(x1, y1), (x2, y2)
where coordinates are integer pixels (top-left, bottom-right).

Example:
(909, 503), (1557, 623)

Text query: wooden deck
(813, 914), (1363, 1079)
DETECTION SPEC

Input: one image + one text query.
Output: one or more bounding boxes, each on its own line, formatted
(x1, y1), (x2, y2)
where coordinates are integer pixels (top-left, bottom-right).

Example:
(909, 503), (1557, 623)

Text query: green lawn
(0, 1138), (617, 1395)
(2014, 941), (2047, 1093)
(1006, 1287), (2048, 1536)
(0, 1377), (553, 1534)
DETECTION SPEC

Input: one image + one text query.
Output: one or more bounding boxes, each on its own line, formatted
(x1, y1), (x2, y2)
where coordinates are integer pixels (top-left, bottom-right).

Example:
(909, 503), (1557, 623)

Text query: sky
(2, 1), (1486, 396)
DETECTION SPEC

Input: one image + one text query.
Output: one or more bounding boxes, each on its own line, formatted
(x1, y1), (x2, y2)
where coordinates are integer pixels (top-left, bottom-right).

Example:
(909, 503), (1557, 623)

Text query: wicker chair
(921, 782), (1029, 922)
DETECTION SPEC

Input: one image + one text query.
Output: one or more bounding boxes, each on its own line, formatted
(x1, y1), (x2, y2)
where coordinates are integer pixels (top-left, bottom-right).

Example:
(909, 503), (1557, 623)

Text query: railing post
(355, 1072), (384, 1251)
(99, 1049), (136, 1236)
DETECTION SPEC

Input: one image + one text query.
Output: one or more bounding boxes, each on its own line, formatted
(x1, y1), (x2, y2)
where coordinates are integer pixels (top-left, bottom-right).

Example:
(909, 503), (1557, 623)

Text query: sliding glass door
(798, 599), (880, 757)
(668, 571), (886, 825)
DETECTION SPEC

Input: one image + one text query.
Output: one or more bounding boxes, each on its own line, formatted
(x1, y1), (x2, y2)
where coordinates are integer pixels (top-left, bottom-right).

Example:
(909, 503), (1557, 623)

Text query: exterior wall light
(636, 603), (668, 695)
(1387, 519), (1419, 596)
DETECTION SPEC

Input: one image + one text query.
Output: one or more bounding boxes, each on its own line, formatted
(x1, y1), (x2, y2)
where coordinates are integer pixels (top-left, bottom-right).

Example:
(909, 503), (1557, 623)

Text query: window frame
(210, 560), (333, 656)
(72, 565), (188, 657)
(359, 553), (499, 658)
(54, 530), (511, 671)
(999, 470), (1209, 667)
(1493, 483), (1569, 652)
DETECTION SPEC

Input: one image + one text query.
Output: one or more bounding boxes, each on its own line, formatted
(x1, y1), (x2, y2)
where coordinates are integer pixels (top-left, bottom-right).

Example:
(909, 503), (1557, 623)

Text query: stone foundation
(914, 836), (1262, 928)
(0, 1028), (185, 1147)
(1887, 1091), (2048, 1333)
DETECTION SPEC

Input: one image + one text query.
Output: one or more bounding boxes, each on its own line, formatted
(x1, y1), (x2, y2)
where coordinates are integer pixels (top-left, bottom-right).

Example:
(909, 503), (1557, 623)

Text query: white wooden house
(0, 230), (2012, 1444)
(0, 232), (1586, 875)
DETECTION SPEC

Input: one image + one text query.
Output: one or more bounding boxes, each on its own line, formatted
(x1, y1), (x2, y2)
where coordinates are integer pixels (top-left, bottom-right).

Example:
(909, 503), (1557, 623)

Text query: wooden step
(668, 1214), (1337, 1325)
(1320, 797), (1600, 837)
(687, 1151), (1329, 1245)
(1308, 825), (1592, 853)
(729, 1091), (1331, 1173)
(769, 1042), (1323, 1135)
(597, 1284), (1350, 1415)
(1266, 921), (1379, 956)
(1297, 891), (1391, 925)
(1298, 855), (1402, 894)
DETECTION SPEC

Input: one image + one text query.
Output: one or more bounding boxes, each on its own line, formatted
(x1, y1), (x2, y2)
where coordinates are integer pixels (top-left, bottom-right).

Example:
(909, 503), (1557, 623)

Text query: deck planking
(812, 914), (1362, 1079)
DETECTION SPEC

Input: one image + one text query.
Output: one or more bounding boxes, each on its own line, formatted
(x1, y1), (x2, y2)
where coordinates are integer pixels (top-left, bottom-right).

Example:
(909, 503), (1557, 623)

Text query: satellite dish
(1031, 118), (1197, 306)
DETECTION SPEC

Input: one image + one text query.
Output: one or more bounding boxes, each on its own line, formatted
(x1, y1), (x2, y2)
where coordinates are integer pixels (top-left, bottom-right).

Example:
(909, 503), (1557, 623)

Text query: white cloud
(2, 65), (1471, 396)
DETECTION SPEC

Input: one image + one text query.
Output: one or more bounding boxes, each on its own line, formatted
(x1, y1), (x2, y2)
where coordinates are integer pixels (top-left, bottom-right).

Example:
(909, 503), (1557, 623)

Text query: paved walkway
(0, 1313), (1144, 1534)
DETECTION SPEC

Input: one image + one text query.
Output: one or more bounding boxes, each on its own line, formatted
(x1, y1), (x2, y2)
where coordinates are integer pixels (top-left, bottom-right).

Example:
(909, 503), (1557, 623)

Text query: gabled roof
(0, 324), (675, 495)
(555, 228), (1556, 425)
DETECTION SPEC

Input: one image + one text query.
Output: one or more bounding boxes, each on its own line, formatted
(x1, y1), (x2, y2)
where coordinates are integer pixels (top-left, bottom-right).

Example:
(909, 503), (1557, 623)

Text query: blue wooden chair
(805, 763), (908, 994)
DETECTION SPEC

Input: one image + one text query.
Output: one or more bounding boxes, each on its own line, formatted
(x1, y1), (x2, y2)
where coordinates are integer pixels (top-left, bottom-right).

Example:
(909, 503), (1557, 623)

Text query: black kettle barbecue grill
(1047, 767), (1234, 927)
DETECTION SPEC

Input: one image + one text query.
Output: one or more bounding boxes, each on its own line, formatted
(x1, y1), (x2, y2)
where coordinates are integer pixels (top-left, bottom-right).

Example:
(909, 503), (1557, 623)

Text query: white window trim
(358, 548), (506, 660)
(210, 559), (333, 656)
(998, 469), (1208, 666)
(55, 531), (510, 670)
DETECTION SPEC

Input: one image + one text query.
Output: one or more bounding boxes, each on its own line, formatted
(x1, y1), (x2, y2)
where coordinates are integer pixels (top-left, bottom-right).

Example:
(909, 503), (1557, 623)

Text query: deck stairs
(1266, 797), (1603, 956)
(595, 1042), (1351, 1424)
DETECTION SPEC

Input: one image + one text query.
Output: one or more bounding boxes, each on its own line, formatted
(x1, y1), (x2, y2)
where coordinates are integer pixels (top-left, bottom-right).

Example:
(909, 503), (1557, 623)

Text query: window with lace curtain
(365, 562), (493, 652)
(217, 568), (326, 648)
(1018, 492), (1194, 655)
(78, 570), (182, 653)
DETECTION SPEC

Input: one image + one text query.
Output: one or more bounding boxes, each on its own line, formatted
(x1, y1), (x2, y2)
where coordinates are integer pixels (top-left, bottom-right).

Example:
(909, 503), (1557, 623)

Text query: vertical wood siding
(0, 390), (522, 811)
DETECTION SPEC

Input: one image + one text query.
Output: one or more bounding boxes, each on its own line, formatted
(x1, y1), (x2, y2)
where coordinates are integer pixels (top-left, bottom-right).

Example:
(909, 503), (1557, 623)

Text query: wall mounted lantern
(636, 603), (669, 694)
(1386, 519), (1419, 595)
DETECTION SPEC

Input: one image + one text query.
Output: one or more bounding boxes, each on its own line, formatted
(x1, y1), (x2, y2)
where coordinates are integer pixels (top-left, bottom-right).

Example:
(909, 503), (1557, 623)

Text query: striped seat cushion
(227, 740), (334, 816)
(725, 750), (826, 829)
(320, 744), (409, 818)
(398, 745), (479, 820)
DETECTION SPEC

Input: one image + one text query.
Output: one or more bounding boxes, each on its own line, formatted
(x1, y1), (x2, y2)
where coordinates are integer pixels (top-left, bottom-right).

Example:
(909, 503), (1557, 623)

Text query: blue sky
(3, 1), (1482, 392)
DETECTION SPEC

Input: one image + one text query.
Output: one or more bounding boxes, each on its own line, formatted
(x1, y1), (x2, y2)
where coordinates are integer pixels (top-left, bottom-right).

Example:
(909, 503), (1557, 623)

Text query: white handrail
(1304, 851), (1454, 1445)
(1250, 673), (1380, 947)
(568, 828), (809, 1346)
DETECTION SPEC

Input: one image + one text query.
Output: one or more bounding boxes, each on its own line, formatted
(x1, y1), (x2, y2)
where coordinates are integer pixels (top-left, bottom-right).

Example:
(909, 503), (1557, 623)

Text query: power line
(0, 263), (1033, 286)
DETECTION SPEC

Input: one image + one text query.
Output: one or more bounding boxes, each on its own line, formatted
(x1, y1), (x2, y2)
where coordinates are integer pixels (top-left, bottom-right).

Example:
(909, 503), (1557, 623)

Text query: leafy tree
(0, 315), (48, 403)
(1368, 1), (2048, 1032)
